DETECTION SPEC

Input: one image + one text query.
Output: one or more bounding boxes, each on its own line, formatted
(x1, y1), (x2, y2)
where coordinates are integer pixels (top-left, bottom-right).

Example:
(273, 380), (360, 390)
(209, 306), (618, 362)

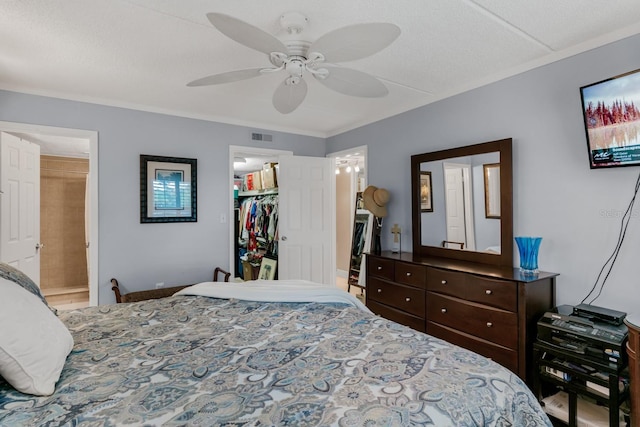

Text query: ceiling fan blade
(187, 68), (264, 87)
(315, 66), (388, 97)
(308, 23), (400, 63)
(207, 13), (288, 55)
(272, 78), (308, 114)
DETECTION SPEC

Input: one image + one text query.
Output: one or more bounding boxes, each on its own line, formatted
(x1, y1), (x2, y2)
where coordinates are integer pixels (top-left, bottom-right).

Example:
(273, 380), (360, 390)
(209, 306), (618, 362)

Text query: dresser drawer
(394, 261), (426, 288)
(426, 267), (467, 296)
(426, 292), (517, 349)
(466, 275), (516, 311)
(427, 321), (518, 373)
(367, 256), (395, 281)
(368, 277), (425, 317)
(368, 300), (426, 332)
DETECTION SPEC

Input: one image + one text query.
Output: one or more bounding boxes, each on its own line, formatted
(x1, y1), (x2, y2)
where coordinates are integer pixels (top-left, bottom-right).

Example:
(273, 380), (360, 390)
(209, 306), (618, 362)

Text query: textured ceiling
(2, 0), (640, 137)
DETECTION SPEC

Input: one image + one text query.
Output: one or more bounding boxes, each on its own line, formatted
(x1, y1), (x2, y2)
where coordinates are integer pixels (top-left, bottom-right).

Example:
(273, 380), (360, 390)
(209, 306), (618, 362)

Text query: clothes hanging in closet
(238, 194), (278, 257)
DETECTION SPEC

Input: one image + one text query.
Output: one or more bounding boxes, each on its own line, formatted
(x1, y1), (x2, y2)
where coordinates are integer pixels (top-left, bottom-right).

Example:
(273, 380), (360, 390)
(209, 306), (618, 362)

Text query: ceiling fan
(188, 12), (401, 114)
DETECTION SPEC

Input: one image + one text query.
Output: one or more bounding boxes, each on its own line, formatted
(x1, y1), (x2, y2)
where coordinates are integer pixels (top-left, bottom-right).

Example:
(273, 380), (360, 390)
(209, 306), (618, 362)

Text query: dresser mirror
(410, 138), (513, 267)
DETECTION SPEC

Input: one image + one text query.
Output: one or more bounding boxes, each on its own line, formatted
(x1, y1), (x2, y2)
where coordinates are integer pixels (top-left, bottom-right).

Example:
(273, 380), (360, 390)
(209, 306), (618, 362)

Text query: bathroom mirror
(410, 138), (513, 267)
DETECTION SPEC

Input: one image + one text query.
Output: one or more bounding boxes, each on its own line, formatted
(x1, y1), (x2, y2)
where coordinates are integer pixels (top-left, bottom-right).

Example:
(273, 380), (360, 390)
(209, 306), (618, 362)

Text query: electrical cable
(580, 170), (640, 304)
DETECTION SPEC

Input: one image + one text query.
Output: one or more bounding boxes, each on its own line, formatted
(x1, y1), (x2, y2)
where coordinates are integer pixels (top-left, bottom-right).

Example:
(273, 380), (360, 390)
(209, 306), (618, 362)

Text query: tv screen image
(580, 68), (640, 169)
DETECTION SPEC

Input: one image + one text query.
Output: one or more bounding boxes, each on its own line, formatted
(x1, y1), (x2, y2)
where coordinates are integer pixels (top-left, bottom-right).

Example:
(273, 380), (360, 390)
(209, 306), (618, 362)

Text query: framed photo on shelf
(420, 171), (433, 212)
(258, 257), (277, 280)
(140, 154), (197, 223)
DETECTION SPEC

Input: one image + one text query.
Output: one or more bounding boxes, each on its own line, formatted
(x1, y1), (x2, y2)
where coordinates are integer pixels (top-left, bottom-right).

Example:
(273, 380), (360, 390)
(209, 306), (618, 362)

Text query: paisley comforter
(0, 284), (551, 426)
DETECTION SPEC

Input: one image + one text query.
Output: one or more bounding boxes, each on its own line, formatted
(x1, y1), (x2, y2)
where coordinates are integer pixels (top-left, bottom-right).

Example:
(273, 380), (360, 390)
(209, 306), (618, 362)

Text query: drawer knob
(486, 322), (493, 327)
(377, 288), (382, 293)
(441, 308), (447, 313)
(377, 266), (382, 270)
(405, 297), (411, 302)
(485, 289), (492, 295)
(441, 280), (447, 285)
(406, 272), (411, 277)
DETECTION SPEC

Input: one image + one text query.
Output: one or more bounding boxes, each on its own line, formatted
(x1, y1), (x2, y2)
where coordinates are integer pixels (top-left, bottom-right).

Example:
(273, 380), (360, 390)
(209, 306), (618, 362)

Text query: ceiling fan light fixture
(268, 52), (288, 67)
(192, 12), (401, 114)
(285, 76), (301, 85)
(285, 59), (304, 77)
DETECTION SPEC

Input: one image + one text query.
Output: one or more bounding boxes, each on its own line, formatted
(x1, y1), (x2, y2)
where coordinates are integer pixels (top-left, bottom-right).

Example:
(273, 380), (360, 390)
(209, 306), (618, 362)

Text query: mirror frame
(411, 138), (513, 267)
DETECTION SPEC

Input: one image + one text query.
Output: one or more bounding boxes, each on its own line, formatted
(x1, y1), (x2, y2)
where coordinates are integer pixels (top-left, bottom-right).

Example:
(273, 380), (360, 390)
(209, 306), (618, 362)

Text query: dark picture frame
(258, 257), (277, 280)
(420, 171), (433, 212)
(140, 154), (197, 223)
(483, 163), (500, 219)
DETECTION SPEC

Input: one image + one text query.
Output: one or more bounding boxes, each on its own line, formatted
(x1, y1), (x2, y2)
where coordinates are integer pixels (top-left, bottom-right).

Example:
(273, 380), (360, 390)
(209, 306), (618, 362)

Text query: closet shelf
(238, 188), (278, 197)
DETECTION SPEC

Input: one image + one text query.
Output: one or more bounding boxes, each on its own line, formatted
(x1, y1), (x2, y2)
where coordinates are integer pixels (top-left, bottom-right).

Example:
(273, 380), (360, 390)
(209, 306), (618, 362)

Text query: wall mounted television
(580, 68), (640, 169)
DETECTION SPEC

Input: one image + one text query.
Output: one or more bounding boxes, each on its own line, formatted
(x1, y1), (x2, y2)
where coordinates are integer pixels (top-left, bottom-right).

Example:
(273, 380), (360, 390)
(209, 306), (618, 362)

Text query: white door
(443, 164), (467, 248)
(278, 155), (335, 284)
(0, 132), (41, 283)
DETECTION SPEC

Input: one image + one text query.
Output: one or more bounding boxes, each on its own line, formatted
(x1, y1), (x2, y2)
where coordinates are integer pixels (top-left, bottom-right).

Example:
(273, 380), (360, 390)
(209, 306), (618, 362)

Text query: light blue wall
(0, 91), (325, 304)
(328, 34), (640, 315)
(3, 33), (640, 314)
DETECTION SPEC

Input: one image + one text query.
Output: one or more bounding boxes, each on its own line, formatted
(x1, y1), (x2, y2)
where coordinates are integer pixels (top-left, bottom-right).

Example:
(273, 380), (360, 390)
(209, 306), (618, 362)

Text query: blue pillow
(0, 263), (56, 314)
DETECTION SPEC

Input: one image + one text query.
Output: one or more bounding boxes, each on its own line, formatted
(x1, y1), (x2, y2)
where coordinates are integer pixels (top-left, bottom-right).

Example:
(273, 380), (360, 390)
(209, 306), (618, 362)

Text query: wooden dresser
(625, 314), (640, 427)
(366, 251), (557, 384)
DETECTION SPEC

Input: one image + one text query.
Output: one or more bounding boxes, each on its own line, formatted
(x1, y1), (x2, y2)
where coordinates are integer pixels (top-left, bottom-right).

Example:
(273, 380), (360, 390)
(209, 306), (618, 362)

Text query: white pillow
(0, 277), (74, 395)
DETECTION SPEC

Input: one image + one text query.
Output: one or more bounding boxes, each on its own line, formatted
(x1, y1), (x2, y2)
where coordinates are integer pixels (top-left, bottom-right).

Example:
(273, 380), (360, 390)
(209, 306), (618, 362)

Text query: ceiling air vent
(252, 132), (273, 142)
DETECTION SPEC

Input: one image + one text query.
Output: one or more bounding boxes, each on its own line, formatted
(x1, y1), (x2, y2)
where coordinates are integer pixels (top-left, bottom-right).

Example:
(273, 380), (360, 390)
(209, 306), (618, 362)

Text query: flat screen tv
(580, 68), (640, 169)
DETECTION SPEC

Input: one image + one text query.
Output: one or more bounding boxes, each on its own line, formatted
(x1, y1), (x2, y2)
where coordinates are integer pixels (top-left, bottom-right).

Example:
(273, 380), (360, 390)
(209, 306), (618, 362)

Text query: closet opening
(229, 146), (291, 281)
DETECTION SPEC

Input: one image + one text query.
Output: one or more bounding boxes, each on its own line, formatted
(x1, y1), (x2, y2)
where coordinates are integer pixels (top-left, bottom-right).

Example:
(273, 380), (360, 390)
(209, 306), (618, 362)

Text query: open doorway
(0, 121), (98, 308)
(228, 146), (292, 281)
(327, 146), (367, 298)
(443, 162), (476, 251)
(228, 146), (335, 284)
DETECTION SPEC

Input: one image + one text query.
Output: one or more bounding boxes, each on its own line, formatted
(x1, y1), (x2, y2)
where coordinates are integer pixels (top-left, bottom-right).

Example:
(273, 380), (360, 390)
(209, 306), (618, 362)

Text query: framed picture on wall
(140, 154), (197, 223)
(420, 171), (433, 212)
(258, 257), (277, 280)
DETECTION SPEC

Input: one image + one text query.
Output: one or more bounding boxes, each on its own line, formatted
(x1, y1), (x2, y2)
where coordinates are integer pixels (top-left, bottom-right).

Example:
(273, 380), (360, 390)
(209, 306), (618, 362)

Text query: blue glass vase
(515, 236), (542, 275)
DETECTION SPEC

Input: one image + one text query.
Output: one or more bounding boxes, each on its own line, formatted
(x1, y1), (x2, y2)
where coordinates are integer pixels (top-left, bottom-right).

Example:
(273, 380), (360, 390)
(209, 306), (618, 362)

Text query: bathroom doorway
(0, 121), (98, 308)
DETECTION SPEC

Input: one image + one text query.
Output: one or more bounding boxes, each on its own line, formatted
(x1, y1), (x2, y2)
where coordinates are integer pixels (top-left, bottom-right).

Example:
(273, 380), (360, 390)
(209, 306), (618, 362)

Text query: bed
(0, 275), (551, 426)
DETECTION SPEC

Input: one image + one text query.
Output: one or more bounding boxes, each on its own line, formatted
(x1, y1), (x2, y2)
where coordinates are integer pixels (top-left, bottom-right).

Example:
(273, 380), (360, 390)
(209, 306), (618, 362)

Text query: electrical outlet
(155, 282), (164, 289)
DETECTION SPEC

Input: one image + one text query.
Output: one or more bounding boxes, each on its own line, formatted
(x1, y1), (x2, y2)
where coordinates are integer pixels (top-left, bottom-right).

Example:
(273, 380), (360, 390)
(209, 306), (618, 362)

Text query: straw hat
(363, 185), (390, 218)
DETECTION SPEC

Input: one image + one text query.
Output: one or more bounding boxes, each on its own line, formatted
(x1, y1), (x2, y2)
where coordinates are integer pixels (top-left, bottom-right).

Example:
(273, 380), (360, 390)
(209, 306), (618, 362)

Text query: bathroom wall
(40, 155), (88, 292)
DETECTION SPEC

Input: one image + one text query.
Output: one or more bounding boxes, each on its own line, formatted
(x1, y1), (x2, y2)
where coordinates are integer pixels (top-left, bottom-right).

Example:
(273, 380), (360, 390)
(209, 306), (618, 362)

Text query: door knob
(35, 243), (44, 251)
